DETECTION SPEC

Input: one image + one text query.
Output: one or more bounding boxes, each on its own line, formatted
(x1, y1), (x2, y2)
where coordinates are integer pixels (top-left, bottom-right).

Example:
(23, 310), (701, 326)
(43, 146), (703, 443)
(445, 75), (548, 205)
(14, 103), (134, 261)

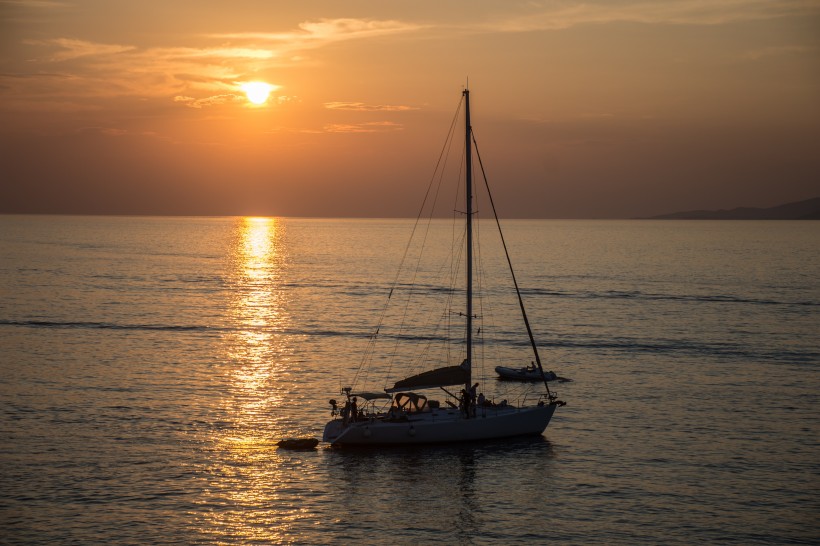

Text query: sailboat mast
(464, 87), (473, 390)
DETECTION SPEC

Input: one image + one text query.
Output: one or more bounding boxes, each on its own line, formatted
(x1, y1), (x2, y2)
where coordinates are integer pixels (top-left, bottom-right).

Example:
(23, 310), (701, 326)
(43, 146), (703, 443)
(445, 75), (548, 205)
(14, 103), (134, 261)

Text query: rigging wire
(472, 130), (553, 399)
(350, 94), (465, 391)
(385, 96), (463, 381)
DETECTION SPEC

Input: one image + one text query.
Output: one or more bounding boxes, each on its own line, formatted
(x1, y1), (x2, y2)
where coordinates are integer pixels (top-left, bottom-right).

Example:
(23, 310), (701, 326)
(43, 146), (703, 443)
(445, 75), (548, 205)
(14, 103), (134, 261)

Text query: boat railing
(521, 392), (555, 407)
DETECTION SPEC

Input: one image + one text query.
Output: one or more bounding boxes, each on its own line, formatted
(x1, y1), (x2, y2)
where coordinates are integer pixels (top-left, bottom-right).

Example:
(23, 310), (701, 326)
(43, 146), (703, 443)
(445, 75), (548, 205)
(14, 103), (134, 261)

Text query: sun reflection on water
(194, 216), (310, 543)
(229, 216), (285, 411)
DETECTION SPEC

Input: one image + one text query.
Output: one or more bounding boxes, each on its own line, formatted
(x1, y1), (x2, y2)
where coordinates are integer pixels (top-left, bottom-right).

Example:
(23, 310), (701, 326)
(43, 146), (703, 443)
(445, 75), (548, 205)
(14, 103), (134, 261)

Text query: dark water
(1, 215), (818, 544)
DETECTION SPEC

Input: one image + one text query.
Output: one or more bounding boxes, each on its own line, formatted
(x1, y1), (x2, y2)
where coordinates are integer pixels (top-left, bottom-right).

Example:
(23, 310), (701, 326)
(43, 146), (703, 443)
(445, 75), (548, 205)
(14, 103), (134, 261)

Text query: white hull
(323, 403), (557, 446)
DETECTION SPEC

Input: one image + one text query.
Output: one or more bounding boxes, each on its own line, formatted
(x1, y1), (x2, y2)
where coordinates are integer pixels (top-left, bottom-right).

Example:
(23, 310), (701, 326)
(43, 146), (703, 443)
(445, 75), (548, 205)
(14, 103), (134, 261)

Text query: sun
(241, 82), (274, 105)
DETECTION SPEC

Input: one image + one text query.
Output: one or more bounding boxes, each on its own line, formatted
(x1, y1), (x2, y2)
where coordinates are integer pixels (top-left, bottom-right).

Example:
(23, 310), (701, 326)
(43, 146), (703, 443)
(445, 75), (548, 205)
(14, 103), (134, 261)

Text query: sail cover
(385, 365), (468, 393)
(351, 392), (392, 401)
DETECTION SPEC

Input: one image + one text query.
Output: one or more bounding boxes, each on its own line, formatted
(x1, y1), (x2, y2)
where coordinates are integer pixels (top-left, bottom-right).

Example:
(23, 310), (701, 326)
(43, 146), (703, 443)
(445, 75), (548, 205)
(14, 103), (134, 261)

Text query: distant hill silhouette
(646, 197), (820, 220)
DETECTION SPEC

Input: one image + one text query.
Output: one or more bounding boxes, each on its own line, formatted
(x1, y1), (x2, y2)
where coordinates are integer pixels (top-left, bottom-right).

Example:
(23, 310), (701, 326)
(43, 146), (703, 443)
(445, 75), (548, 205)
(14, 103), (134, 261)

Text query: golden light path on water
(2, 216), (816, 543)
(195, 217), (309, 542)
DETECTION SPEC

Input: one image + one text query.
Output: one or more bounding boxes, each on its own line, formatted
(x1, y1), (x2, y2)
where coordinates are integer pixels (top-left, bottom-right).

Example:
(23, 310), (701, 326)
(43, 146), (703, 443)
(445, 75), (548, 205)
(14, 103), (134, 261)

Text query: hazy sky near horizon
(1, 0), (818, 218)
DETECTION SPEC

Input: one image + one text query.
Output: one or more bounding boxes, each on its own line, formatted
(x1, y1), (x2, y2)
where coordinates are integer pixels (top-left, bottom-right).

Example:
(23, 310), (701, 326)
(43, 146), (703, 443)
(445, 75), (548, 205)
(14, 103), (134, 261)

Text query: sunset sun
(241, 82), (274, 105)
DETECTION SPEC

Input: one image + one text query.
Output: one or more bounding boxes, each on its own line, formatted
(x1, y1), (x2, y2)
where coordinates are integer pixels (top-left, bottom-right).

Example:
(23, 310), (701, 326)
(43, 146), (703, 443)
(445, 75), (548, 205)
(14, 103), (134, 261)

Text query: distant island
(646, 197), (820, 220)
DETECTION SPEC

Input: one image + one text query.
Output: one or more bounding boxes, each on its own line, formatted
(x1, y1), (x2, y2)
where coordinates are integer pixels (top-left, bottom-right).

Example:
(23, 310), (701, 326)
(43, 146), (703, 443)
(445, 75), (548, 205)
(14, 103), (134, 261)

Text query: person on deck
(460, 389), (468, 418)
(469, 383), (479, 417)
(349, 397), (358, 422)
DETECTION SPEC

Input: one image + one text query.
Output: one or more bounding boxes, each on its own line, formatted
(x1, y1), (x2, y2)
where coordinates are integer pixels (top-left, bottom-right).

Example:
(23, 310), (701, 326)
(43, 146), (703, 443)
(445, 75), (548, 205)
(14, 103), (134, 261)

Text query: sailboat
(322, 87), (565, 446)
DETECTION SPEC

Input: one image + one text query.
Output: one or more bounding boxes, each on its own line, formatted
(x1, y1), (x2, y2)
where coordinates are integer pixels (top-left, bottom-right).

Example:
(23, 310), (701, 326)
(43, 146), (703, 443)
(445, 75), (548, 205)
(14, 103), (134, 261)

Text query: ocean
(1, 215), (818, 544)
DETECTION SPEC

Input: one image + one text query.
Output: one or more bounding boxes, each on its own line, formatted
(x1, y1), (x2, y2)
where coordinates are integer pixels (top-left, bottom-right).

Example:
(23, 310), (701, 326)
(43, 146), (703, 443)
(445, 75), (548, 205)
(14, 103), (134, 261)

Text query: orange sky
(1, 0), (818, 218)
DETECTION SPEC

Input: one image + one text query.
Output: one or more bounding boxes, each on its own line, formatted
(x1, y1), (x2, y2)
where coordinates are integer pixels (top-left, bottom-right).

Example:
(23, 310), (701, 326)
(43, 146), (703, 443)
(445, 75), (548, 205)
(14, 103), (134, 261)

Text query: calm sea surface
(1, 215), (818, 544)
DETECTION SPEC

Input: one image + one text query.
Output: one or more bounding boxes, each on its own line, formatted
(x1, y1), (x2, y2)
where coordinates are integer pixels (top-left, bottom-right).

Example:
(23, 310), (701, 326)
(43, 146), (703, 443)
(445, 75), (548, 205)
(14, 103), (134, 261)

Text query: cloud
(30, 38), (135, 61)
(492, 0), (820, 31)
(323, 121), (404, 133)
(0, 71), (71, 80)
(12, 41), (271, 103)
(211, 18), (422, 50)
(742, 45), (812, 60)
(155, 46), (276, 60)
(173, 94), (243, 108)
(323, 101), (418, 112)
(3, 17), (422, 109)
(0, 0), (68, 7)
(75, 126), (135, 136)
